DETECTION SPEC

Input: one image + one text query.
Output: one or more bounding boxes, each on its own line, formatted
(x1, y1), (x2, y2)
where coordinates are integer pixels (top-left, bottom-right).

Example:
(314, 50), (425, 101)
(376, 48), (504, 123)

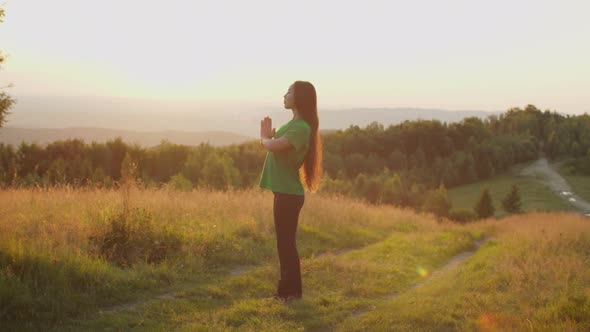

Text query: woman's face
(283, 84), (295, 110)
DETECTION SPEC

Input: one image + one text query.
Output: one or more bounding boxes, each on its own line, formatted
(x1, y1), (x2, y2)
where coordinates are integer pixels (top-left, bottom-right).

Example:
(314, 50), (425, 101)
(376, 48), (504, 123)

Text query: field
(554, 160), (590, 204)
(448, 162), (574, 217)
(1, 187), (589, 331)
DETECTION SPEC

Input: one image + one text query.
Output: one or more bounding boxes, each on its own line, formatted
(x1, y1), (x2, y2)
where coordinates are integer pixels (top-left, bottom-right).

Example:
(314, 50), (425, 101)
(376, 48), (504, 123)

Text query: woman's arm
(261, 136), (294, 152)
(260, 116), (295, 152)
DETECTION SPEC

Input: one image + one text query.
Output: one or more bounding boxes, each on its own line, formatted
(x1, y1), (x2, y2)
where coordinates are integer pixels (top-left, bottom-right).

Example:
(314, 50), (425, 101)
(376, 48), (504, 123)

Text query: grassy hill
(448, 161), (575, 217)
(554, 159), (590, 204)
(1, 188), (588, 331)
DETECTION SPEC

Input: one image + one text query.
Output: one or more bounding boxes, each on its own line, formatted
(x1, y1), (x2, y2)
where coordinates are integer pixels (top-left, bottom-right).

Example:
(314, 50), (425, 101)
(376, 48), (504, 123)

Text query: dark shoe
(273, 293), (302, 302)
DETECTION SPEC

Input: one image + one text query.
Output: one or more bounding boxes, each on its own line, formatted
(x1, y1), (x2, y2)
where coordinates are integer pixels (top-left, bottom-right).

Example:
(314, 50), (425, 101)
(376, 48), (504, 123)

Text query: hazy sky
(0, 0), (589, 113)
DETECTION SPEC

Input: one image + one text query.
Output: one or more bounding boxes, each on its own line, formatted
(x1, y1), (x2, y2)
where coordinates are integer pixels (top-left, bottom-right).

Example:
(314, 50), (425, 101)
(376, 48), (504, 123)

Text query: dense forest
(1, 105), (589, 211)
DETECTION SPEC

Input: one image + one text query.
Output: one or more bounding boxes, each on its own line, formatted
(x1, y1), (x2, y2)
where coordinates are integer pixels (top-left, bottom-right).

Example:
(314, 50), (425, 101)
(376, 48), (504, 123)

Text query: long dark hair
(293, 81), (322, 193)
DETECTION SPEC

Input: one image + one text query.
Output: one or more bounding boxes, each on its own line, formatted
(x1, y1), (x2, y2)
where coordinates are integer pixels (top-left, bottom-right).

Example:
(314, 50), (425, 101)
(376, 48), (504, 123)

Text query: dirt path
(345, 236), (491, 320)
(98, 236), (490, 317)
(98, 246), (376, 315)
(520, 158), (590, 213)
(389, 236), (490, 296)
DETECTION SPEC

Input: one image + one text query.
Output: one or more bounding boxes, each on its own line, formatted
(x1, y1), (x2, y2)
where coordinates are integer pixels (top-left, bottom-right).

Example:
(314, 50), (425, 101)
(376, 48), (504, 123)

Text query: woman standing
(259, 81), (322, 301)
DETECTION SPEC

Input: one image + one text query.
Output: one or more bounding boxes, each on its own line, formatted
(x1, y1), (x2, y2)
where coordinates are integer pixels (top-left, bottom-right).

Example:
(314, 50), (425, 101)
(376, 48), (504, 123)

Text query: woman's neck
(292, 109), (302, 120)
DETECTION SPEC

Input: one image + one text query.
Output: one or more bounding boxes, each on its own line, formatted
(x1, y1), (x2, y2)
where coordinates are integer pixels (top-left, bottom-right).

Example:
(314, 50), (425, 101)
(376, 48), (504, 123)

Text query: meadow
(555, 160), (590, 204)
(0, 187), (589, 331)
(448, 161), (574, 217)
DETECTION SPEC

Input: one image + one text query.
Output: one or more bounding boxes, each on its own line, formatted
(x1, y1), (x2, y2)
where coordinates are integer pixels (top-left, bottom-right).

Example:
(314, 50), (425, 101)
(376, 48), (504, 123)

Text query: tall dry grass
(482, 212), (590, 328)
(0, 187), (446, 256)
(473, 212), (589, 301)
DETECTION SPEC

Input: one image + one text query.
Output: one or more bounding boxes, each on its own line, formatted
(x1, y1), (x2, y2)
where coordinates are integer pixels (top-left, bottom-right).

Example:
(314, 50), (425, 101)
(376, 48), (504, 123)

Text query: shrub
(166, 173), (193, 191)
(89, 208), (183, 267)
(422, 183), (451, 221)
(449, 208), (478, 223)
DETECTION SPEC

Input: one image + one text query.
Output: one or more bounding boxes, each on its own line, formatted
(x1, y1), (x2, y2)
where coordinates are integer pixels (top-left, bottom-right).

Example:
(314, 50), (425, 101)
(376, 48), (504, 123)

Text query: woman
(259, 80), (322, 302)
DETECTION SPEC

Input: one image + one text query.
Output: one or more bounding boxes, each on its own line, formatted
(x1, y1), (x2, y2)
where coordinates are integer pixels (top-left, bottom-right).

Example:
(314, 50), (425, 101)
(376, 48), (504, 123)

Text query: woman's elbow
(266, 145), (282, 153)
(262, 141), (278, 152)
(266, 141), (292, 153)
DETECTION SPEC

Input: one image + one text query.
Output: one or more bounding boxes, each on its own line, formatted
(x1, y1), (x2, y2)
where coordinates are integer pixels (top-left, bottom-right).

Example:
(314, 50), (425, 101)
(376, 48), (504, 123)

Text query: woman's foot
(273, 292), (302, 302)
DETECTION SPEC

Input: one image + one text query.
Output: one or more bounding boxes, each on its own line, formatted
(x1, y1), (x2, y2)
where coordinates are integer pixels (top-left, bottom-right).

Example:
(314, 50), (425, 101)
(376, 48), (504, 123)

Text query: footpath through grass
(60, 227), (484, 331)
(59, 228), (481, 331)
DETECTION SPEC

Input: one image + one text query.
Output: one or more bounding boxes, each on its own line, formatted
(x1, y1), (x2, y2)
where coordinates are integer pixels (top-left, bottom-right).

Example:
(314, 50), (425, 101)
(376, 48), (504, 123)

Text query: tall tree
(502, 184), (523, 214)
(474, 188), (495, 219)
(0, 8), (15, 129)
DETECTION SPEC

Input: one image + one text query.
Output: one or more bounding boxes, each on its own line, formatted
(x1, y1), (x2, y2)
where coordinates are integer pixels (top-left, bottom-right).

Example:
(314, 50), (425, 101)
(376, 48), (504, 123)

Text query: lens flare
(417, 267), (429, 278)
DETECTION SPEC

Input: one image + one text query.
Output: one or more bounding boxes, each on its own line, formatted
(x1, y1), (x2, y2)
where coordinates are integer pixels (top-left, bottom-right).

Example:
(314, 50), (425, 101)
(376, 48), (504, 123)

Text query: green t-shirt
(258, 118), (311, 195)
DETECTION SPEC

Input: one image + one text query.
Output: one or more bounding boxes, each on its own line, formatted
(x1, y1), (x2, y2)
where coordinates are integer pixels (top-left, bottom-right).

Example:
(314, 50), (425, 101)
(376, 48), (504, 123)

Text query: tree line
(320, 105), (589, 205)
(0, 105), (588, 216)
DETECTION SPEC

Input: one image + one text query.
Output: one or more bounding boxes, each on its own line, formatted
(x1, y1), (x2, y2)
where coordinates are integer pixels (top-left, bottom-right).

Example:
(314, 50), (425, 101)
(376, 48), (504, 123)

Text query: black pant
(273, 191), (305, 297)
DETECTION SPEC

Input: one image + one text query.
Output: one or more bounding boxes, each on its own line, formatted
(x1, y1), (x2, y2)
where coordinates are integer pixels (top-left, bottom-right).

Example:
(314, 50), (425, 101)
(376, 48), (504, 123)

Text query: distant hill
(299, 107), (502, 130)
(2, 95), (503, 142)
(0, 127), (254, 147)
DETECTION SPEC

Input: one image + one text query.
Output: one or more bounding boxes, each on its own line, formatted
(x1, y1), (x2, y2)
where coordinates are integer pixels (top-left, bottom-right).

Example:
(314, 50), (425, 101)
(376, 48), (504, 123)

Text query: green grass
(448, 162), (574, 217)
(554, 159), (590, 203)
(55, 229), (481, 331)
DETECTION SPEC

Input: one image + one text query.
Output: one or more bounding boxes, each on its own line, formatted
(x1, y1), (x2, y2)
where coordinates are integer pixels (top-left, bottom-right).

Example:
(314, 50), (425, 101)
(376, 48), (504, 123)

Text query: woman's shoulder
(293, 119), (311, 131)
